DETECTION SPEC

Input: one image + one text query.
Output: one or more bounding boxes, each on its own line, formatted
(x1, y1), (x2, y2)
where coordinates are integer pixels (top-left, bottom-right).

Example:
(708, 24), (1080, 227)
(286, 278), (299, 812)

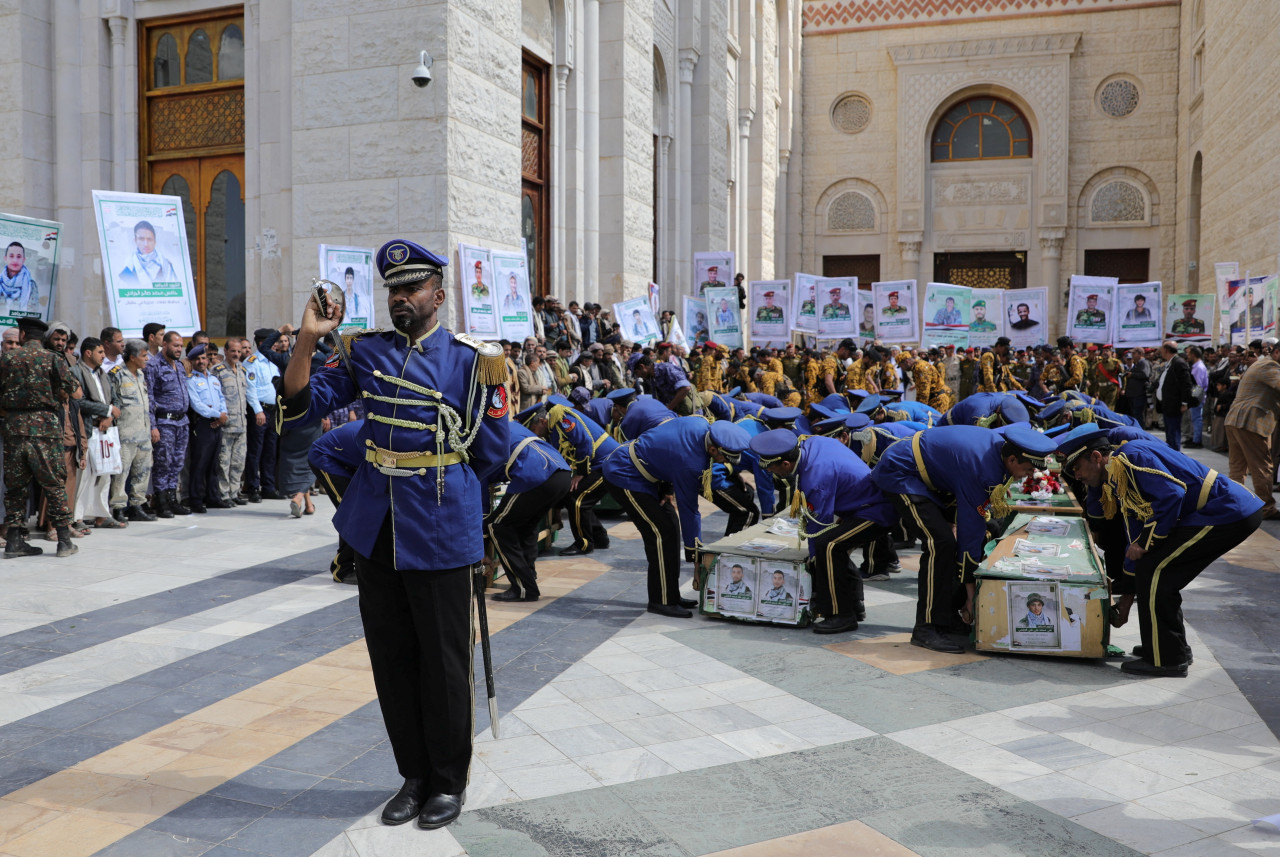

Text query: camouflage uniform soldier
(2, 317), (80, 557)
(107, 340), (157, 522)
(213, 339), (263, 506)
(1093, 345), (1123, 409)
(958, 349), (978, 401)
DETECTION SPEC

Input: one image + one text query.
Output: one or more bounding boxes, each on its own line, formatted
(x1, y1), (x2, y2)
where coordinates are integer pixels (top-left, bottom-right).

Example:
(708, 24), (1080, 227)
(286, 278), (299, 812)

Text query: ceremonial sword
(474, 567), (500, 738)
(311, 279), (357, 385)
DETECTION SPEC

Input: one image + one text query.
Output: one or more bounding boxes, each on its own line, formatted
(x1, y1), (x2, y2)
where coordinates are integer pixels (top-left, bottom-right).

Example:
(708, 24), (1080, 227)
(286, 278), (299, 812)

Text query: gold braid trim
(369, 413), (432, 430)
(1105, 455), (1154, 521)
(977, 413), (1000, 429)
(1100, 483), (1118, 519)
(988, 481), (1013, 519)
(701, 467), (715, 501)
(789, 487), (805, 520)
(545, 403), (581, 464)
(477, 352), (508, 386)
(1077, 407), (1096, 424)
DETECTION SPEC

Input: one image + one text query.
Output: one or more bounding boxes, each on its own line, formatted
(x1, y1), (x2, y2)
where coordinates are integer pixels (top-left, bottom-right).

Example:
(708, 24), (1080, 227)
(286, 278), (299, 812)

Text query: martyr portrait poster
(705, 286), (743, 349)
(0, 212), (60, 329)
(694, 251), (735, 298)
(792, 273), (820, 333)
(756, 562), (802, 622)
(1009, 581), (1061, 650)
(749, 279), (790, 343)
(491, 249), (535, 342)
(872, 279), (917, 344)
(716, 557), (757, 617)
(458, 243), (499, 338)
(922, 282), (971, 350)
(816, 277), (857, 339)
(318, 244), (375, 332)
(1066, 276), (1118, 345)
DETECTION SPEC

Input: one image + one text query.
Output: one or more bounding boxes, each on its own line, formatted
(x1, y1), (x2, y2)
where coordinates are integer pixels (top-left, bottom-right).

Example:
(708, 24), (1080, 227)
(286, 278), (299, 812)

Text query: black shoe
(558, 544), (594, 556)
(261, 490), (286, 500)
(55, 526), (78, 558)
(864, 570), (891, 581)
(153, 492), (174, 519)
(381, 778), (429, 825)
(234, 495), (249, 506)
(169, 490), (192, 515)
(247, 489), (262, 503)
(910, 624), (965, 654)
(492, 588), (538, 602)
(1184, 442), (1203, 449)
(647, 603), (692, 618)
(188, 502), (208, 514)
(417, 790), (465, 830)
(126, 505), (157, 522)
(4, 532), (42, 558)
(885, 562), (903, 574)
(1131, 644), (1193, 665)
(812, 614), (859, 634)
(857, 605), (867, 622)
(1121, 658), (1189, 678)
(214, 498), (237, 509)
(594, 536), (611, 550)
(111, 507), (127, 524)
(678, 597), (698, 609)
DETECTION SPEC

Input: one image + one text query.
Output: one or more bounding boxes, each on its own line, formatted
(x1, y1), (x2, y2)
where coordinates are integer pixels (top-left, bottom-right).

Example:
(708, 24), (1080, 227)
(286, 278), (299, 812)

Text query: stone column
(737, 109), (754, 273)
(658, 134), (672, 287)
(776, 149), (789, 276)
(678, 49), (697, 290)
(1039, 227), (1066, 335)
(584, 0), (600, 301)
(107, 15), (128, 191)
(898, 232), (923, 283)
(555, 64), (571, 300)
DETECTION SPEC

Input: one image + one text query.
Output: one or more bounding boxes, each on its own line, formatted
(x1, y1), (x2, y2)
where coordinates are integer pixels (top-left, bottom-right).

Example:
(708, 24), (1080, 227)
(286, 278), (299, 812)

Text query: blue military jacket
(872, 425), (1012, 578)
(546, 405), (618, 475)
(582, 397), (613, 429)
(619, 397), (678, 440)
(793, 436), (895, 549)
(744, 392), (784, 409)
(502, 423), (570, 494)
(727, 414), (774, 515)
(706, 393), (764, 423)
(937, 391), (1027, 427)
(279, 324), (509, 570)
(309, 419), (362, 478)
(602, 415), (714, 549)
(1068, 401), (1141, 429)
(884, 400), (942, 426)
(848, 420), (925, 465)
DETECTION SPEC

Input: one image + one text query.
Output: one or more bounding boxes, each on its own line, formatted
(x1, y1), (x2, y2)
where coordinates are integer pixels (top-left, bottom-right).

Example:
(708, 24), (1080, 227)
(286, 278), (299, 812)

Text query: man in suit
(1224, 350), (1280, 518)
(1155, 341), (1194, 451)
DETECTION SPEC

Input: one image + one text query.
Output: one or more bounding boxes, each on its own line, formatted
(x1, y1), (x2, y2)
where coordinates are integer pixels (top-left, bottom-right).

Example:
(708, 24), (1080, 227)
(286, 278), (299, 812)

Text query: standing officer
(145, 330), (191, 517)
(107, 340), (157, 523)
(214, 338), (263, 505)
(1057, 424), (1263, 676)
(751, 429), (895, 633)
(244, 329), (283, 502)
(2, 317), (80, 558)
(1058, 336), (1087, 393)
(279, 239), (509, 830)
(485, 419), (572, 602)
(872, 424), (1057, 653)
(184, 344), (227, 513)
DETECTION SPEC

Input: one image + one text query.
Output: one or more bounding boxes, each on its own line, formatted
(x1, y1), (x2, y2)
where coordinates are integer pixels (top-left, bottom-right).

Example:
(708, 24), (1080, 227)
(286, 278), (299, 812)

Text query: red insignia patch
(324, 353), (340, 369)
(486, 386), (508, 419)
(560, 417), (576, 432)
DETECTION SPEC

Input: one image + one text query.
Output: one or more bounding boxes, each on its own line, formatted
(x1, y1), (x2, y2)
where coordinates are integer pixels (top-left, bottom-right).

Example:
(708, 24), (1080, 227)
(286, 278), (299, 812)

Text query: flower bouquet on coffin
(1021, 469), (1065, 502)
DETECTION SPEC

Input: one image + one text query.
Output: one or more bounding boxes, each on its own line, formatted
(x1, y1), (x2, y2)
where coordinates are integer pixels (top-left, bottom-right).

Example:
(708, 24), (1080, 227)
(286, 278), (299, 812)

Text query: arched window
(931, 97), (1031, 163)
(217, 25), (244, 80)
(185, 29), (213, 84)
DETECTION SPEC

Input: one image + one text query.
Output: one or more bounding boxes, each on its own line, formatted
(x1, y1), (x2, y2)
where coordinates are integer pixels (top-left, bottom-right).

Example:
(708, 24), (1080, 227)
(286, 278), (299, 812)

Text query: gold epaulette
(340, 328), (382, 354)
(453, 331), (508, 385)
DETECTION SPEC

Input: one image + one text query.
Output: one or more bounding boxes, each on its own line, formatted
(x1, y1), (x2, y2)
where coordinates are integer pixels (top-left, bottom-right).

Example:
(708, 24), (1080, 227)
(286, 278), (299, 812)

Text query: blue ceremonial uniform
(706, 392), (764, 423)
(545, 402), (619, 554)
(499, 423), (569, 493)
(793, 436), (895, 533)
(848, 421), (920, 465)
(145, 353), (190, 494)
(309, 419), (362, 584)
(731, 414), (774, 515)
(937, 391), (1028, 427)
(883, 400), (942, 426)
(620, 397), (678, 440)
(744, 391), (784, 409)
(1067, 401), (1141, 429)
(582, 397), (613, 429)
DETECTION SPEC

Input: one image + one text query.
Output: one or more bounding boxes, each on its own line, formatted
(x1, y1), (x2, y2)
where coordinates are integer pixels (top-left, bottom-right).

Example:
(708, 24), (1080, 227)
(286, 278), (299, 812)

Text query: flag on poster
(706, 286), (743, 348)
(1165, 293), (1214, 343)
(683, 296), (709, 347)
(817, 277), (856, 338)
(872, 280), (917, 344)
(458, 243), (499, 338)
(1006, 287), (1048, 350)
(922, 282), (971, 349)
(0, 212), (60, 331)
(749, 280), (789, 342)
(615, 295), (659, 345)
(318, 244), (376, 332)
(1114, 282), (1163, 347)
(1066, 276), (1118, 345)
(92, 190), (201, 337)
(792, 273), (820, 333)
(856, 289), (875, 342)
(694, 251), (734, 297)
(491, 250), (535, 341)
(1227, 275), (1276, 344)
(968, 288), (1004, 350)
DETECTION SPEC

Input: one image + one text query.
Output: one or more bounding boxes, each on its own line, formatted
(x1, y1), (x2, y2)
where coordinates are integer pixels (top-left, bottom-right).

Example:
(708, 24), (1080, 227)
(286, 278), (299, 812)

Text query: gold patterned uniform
(815, 355), (840, 398)
(757, 370), (801, 408)
(979, 351), (1023, 392)
(1064, 353), (1087, 392)
(910, 360), (953, 413)
(843, 358), (878, 394)
(694, 348), (725, 392)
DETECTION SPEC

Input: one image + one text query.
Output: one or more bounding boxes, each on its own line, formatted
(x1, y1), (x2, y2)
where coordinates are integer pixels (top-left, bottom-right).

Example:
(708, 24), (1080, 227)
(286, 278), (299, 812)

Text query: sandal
(93, 518), (126, 529)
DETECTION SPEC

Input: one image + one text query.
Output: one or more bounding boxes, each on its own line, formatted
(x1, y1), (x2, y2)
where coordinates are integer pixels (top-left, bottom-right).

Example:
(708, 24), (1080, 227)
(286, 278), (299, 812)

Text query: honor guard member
(619, 395), (678, 440)
(1064, 399), (1141, 430)
(752, 429), (895, 633)
(716, 399), (776, 516)
(184, 344), (227, 514)
(278, 239), (510, 830)
(703, 390), (765, 423)
(145, 330), (192, 517)
(759, 406), (809, 509)
(602, 417), (752, 617)
(1029, 398), (1066, 428)
(937, 391), (1030, 428)
(485, 420), (573, 602)
(866, 395), (942, 426)
(706, 440), (761, 537)
(523, 396), (618, 556)
(2, 317), (80, 558)
(872, 424), (1057, 653)
(580, 390), (614, 429)
(839, 414), (910, 577)
(602, 386), (637, 440)
(1057, 424), (1263, 676)
(308, 419), (363, 584)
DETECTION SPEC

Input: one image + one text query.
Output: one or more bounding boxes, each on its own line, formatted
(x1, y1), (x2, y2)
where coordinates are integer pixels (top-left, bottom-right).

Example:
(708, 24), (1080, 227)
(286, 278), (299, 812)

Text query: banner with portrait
(1066, 276), (1118, 345)
(715, 557), (757, 617)
(0, 212), (60, 329)
(872, 279), (917, 344)
(791, 273), (820, 334)
(614, 295), (659, 346)
(457, 243), (499, 338)
(856, 289), (875, 342)
(968, 288), (1004, 350)
(1227, 275), (1276, 344)
(1005, 287), (1048, 350)
(1214, 262), (1239, 334)
(815, 277), (856, 339)
(683, 296), (709, 348)
(1165, 293), (1214, 344)
(694, 251), (734, 298)
(648, 281), (661, 317)
(92, 190), (201, 337)
(756, 561), (803, 623)
(1009, 581), (1061, 650)
(491, 250), (535, 341)
(705, 285), (743, 349)
(922, 282), (971, 350)
(318, 244), (375, 332)
(749, 280), (789, 343)
(1114, 282), (1163, 347)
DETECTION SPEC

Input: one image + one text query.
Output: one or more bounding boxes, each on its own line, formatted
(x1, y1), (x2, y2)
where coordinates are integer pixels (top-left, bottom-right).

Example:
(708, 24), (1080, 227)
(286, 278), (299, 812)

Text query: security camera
(412, 51), (433, 88)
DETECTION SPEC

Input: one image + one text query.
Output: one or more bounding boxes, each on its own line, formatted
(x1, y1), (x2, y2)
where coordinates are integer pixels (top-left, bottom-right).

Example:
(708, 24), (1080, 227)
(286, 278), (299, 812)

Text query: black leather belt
(157, 409), (186, 421)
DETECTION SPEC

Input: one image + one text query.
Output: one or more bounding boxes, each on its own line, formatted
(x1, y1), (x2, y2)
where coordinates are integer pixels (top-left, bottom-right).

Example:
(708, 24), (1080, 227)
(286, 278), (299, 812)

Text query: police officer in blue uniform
(244, 329), (283, 502)
(486, 420), (572, 602)
(872, 424), (1057, 653)
(1057, 424), (1263, 677)
(278, 239), (509, 830)
(184, 344), (227, 513)
(522, 396), (618, 556)
(751, 429), (896, 634)
(603, 417), (751, 617)
(144, 330), (192, 516)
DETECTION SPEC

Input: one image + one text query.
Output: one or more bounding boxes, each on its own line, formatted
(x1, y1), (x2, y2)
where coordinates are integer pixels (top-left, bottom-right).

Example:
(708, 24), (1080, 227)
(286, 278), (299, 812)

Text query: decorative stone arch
(815, 178), (888, 235)
(1075, 166), (1160, 229)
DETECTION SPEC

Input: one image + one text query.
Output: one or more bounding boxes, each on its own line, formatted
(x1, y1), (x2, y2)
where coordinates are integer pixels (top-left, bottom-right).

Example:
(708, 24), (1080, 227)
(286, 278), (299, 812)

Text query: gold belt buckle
(378, 451), (398, 467)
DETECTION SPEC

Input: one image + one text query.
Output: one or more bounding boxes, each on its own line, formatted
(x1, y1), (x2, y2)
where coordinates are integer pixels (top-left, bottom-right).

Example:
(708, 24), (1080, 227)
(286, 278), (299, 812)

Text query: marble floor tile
(736, 694), (832, 723)
(646, 735), (751, 772)
(1165, 698), (1264, 732)
(699, 677), (788, 704)
(511, 702), (603, 733)
(473, 735), (568, 772)
(464, 770), (522, 811)
(646, 685), (730, 713)
(1135, 784), (1258, 835)
(578, 692), (667, 723)
(1073, 802), (1209, 853)
(575, 747), (679, 786)
(497, 760), (600, 801)
(581, 652), (661, 675)
(610, 713), (707, 747)
(886, 723), (989, 756)
(782, 713), (876, 745)
(701, 819), (923, 856)
(1219, 823), (1280, 854)
(674, 704), (769, 735)
(933, 744), (1054, 786)
(713, 725), (812, 758)
(540, 722), (638, 757)
(1063, 757), (1188, 800)
(1151, 837), (1260, 857)
(1111, 709), (1219, 743)
(613, 668), (697, 694)
(550, 675), (632, 702)
(1124, 745), (1244, 785)
(947, 712), (1049, 746)
(1001, 734), (1109, 771)
(999, 772), (1121, 818)
(344, 822), (466, 857)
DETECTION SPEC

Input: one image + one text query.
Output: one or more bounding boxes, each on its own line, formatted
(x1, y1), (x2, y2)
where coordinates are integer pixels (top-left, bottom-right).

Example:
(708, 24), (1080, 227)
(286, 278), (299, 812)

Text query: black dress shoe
(1120, 657), (1189, 678)
(1131, 645), (1193, 665)
(558, 544), (594, 556)
(381, 778), (429, 825)
(188, 502), (208, 514)
(261, 490), (286, 500)
(812, 614), (859, 634)
(215, 498), (237, 509)
(910, 624), (965, 654)
(678, 597), (698, 609)
(647, 603), (692, 618)
(492, 588), (538, 602)
(126, 505), (157, 522)
(247, 489), (262, 503)
(112, 507), (128, 524)
(594, 536), (611, 549)
(417, 790), (465, 829)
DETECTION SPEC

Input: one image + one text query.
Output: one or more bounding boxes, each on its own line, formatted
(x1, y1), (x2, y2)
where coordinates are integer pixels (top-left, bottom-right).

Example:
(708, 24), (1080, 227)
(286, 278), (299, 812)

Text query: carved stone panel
(933, 176), (1028, 206)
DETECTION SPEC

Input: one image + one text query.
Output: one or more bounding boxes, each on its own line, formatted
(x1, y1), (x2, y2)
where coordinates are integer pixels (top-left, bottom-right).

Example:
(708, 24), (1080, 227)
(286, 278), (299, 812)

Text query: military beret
(1055, 423), (1108, 469)
(999, 423), (1057, 467)
(761, 406), (803, 426)
(605, 386), (637, 402)
(973, 299), (986, 308)
(762, 290), (775, 298)
(855, 395), (884, 414)
(1033, 399), (1066, 424)
(376, 239), (448, 288)
(708, 420), (751, 454)
(818, 393), (851, 414)
(1182, 299), (1197, 308)
(186, 344), (207, 358)
(749, 428), (800, 463)
(16, 317), (48, 335)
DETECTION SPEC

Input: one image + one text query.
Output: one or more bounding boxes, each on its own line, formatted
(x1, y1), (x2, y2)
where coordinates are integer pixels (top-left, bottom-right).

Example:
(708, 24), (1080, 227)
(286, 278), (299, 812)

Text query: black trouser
(809, 517), (890, 617)
(188, 418), (223, 504)
(711, 480), (759, 537)
(861, 531), (899, 573)
(893, 494), (964, 628)
(486, 471), (573, 598)
(313, 465), (355, 582)
(1133, 510), (1262, 668)
(773, 474), (795, 516)
(245, 410), (278, 491)
(563, 469), (610, 551)
(611, 485), (682, 605)
(356, 519), (474, 795)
